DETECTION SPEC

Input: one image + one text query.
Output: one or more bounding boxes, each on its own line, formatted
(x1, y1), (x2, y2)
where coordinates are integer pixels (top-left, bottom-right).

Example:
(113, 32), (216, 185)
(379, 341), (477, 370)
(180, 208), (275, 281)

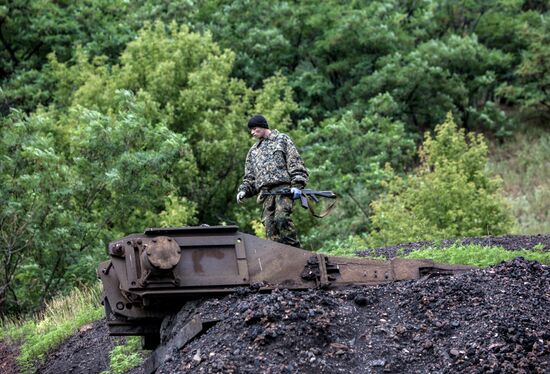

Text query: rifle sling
(302, 193), (337, 218)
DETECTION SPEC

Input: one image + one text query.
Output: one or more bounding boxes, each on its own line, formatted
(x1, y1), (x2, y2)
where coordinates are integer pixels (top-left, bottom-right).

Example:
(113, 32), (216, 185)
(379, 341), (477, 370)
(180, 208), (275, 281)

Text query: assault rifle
(264, 188), (337, 218)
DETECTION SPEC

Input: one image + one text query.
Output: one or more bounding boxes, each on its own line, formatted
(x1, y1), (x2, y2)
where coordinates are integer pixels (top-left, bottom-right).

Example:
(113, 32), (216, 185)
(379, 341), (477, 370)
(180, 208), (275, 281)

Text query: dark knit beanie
(248, 114), (269, 129)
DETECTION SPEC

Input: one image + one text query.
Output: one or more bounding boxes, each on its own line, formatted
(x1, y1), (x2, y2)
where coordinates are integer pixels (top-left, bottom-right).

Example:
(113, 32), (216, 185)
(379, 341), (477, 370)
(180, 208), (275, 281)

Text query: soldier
(236, 114), (308, 247)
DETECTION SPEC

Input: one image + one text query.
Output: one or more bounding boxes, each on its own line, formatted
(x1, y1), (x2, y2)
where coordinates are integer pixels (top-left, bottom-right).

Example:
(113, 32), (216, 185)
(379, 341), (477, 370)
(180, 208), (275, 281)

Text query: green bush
(317, 235), (367, 257)
(367, 113), (514, 247)
(101, 336), (144, 374)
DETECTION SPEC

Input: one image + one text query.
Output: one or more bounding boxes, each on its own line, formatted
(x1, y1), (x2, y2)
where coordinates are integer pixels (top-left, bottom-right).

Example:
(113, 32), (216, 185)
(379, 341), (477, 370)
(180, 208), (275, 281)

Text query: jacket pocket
(273, 149), (286, 167)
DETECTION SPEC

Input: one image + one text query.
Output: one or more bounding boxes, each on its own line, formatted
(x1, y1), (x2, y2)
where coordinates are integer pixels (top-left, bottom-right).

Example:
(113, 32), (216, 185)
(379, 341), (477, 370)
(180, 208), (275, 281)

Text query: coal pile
(357, 234), (550, 259)
(151, 258), (549, 373)
(37, 320), (116, 374)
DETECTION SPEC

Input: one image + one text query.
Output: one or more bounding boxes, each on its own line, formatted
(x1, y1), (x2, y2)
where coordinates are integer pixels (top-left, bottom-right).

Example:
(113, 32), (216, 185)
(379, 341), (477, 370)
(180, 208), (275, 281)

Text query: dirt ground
(0, 340), (19, 374)
(1, 235), (549, 374)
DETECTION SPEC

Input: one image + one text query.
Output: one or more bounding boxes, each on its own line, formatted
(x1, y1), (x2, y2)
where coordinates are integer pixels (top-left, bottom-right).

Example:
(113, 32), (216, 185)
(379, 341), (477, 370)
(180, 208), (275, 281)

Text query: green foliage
(405, 243), (550, 267)
(474, 1), (541, 55)
(189, 0), (543, 132)
(0, 93), (195, 314)
(368, 114), (514, 247)
(299, 94), (416, 248)
(3, 0), (547, 131)
(497, 17), (550, 123)
(192, 0), (296, 88)
(0, 0), (203, 111)
(355, 34), (513, 134)
(1, 109), (75, 313)
(0, 0), (137, 111)
(0, 283), (103, 373)
(150, 194), (198, 228)
(250, 219), (266, 239)
(1, 20), (297, 314)
(0, 0), (136, 73)
(317, 235), (367, 258)
(102, 337), (144, 374)
(195, 0), (418, 121)
(49, 21), (296, 224)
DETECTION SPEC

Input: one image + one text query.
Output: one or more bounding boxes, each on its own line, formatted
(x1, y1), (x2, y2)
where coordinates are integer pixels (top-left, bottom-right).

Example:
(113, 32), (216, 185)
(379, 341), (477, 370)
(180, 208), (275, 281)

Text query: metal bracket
(301, 254), (341, 288)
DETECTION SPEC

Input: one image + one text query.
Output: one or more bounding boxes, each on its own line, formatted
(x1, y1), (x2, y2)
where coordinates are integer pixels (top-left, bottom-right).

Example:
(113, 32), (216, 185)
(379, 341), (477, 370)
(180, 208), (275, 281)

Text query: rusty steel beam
(97, 225), (475, 344)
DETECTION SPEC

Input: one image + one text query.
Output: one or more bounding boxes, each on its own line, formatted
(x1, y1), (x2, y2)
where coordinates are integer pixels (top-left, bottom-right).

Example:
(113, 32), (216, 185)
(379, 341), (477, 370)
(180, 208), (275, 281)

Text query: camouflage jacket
(238, 130), (309, 197)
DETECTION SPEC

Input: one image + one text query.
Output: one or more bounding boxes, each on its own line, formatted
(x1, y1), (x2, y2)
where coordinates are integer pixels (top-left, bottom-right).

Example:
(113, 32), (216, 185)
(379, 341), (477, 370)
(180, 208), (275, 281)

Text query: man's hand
(290, 187), (302, 200)
(236, 191), (246, 204)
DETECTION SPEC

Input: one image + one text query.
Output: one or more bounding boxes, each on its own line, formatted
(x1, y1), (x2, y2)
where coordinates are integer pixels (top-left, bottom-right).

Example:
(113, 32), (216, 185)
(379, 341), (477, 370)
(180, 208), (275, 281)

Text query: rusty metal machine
(97, 225), (473, 370)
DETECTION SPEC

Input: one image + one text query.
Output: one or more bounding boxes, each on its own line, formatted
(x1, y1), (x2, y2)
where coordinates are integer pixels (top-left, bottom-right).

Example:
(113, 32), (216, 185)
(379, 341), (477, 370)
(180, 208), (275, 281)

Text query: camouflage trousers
(259, 188), (300, 248)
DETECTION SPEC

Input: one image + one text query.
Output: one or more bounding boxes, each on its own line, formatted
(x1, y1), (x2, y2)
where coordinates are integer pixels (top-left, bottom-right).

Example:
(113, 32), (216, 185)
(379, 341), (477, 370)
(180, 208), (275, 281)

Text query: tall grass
(489, 130), (550, 234)
(0, 282), (104, 373)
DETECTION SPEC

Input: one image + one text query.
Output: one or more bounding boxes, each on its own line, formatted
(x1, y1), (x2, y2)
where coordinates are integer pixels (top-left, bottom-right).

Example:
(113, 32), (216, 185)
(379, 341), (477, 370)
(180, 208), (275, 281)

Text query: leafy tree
(299, 94), (416, 248)
(0, 109), (72, 314)
(431, 0), (497, 36)
(1, 20), (298, 314)
(354, 35), (513, 135)
(367, 113), (514, 247)
(0, 93), (195, 315)
(289, 1), (412, 119)
(49, 21), (297, 224)
(0, 0), (198, 112)
(474, 1), (541, 55)
(192, 0), (418, 121)
(192, 0), (296, 89)
(497, 18), (550, 124)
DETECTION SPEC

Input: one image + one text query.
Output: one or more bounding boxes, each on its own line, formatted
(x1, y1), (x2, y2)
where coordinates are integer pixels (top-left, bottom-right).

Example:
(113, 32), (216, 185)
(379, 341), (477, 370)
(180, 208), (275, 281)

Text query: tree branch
(346, 191), (370, 221)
